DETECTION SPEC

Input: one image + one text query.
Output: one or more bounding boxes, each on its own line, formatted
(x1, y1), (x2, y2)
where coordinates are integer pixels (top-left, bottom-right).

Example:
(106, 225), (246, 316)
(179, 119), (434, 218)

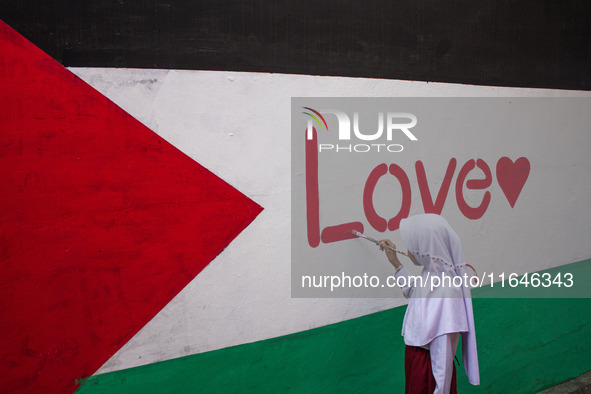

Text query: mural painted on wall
(0, 21), (262, 393)
(291, 97), (591, 298)
(295, 99), (531, 248)
(306, 132), (531, 246)
(1, 2), (589, 391)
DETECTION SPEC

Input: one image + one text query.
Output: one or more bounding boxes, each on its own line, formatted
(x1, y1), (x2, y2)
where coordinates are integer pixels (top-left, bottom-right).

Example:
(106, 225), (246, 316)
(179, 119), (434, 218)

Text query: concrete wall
(1, 2), (591, 392)
(73, 68), (591, 378)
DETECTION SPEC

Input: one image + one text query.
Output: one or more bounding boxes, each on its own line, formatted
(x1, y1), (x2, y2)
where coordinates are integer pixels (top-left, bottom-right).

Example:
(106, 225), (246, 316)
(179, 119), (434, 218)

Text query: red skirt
(404, 345), (457, 394)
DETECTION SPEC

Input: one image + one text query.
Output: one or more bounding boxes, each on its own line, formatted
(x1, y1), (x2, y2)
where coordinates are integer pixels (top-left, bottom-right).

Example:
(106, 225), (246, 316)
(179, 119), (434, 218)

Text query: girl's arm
(394, 266), (414, 298)
(380, 240), (414, 298)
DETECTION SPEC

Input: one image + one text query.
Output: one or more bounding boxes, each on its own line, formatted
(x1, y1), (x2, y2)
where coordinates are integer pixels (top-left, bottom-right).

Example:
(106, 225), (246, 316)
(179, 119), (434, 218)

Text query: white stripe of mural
(70, 68), (591, 374)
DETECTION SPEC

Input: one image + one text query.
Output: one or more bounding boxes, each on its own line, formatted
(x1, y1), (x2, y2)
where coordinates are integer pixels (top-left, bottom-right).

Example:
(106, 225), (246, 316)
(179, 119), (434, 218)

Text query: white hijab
(399, 214), (480, 385)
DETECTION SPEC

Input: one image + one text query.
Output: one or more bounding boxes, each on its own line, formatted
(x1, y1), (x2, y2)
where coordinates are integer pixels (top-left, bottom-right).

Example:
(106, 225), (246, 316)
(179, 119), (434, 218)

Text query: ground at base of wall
(541, 370), (591, 394)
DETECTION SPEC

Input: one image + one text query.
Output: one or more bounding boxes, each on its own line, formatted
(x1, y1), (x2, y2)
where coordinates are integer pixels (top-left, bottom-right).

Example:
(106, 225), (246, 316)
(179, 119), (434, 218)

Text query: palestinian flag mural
(0, 20), (263, 393)
(1, 2), (591, 393)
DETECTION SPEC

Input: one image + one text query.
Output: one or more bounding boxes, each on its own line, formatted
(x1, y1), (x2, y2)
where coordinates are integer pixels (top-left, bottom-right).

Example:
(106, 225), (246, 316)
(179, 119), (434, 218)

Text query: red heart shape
(496, 157), (530, 208)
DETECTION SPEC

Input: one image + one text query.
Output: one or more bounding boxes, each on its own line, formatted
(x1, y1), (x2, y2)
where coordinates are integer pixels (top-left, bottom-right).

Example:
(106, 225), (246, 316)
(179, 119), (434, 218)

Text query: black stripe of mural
(2, 0), (590, 90)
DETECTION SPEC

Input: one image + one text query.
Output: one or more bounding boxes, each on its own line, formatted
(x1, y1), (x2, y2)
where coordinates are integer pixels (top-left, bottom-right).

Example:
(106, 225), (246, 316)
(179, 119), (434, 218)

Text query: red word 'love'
(305, 130), (530, 247)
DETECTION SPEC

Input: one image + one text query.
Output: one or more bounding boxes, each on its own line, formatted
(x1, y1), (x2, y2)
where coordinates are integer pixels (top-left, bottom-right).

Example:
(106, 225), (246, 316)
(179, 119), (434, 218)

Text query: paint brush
(350, 230), (408, 256)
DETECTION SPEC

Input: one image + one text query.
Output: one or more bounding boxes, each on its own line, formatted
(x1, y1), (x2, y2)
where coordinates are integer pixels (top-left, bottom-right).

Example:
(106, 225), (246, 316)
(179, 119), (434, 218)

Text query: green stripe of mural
(77, 259), (591, 394)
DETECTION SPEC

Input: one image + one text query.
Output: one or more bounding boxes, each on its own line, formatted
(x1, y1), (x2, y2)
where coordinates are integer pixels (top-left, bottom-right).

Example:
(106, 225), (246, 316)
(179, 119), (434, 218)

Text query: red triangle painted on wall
(0, 20), (262, 393)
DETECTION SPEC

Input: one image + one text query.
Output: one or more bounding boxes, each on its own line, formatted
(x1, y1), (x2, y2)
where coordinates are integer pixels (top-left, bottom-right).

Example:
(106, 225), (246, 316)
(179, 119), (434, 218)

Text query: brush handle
(381, 245), (408, 256)
(352, 231), (408, 256)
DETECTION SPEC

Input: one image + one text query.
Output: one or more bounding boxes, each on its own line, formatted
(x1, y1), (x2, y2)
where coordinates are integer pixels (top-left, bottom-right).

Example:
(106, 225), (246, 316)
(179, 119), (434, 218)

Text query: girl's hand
(380, 239), (402, 270)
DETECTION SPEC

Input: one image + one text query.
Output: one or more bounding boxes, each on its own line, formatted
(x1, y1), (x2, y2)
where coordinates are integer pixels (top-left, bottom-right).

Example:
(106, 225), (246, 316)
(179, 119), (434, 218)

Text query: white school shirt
(398, 214), (479, 386)
(396, 266), (459, 393)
